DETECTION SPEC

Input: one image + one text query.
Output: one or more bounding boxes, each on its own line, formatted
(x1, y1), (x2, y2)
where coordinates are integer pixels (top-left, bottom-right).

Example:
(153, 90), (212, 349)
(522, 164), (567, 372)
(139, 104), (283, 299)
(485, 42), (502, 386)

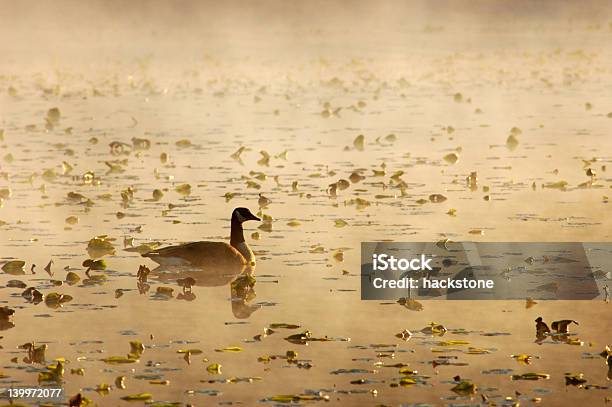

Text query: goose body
(142, 207), (260, 268)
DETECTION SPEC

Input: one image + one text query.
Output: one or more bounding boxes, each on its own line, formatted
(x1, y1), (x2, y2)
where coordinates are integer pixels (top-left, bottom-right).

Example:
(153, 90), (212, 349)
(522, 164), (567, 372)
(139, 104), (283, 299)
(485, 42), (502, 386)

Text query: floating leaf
(115, 376), (126, 389)
(437, 340), (470, 346)
(156, 287), (174, 297)
(334, 219), (348, 228)
(429, 194), (447, 203)
(511, 372), (550, 380)
(465, 347), (490, 355)
(399, 367), (418, 376)
(102, 356), (138, 365)
(399, 377), (417, 386)
(349, 172), (365, 183)
(2, 260), (26, 275)
(269, 323), (301, 329)
(70, 368), (85, 376)
(511, 354), (537, 364)
(506, 134), (519, 150)
(45, 292), (73, 308)
(124, 242), (161, 255)
(130, 341), (145, 358)
(87, 236), (115, 258)
(175, 139), (192, 148)
(543, 181), (568, 190)
(421, 322), (447, 335)
(177, 349), (203, 354)
(82, 259), (107, 271)
(206, 363), (222, 374)
(231, 147), (246, 161)
(443, 153), (459, 164)
(285, 330), (312, 344)
(96, 383), (111, 394)
(38, 360), (64, 383)
(353, 135), (365, 151)
(0, 188), (12, 199)
(258, 151), (271, 166)
(175, 183), (192, 196)
(65, 216), (79, 225)
(47, 107), (61, 124)
(6, 280), (26, 288)
(121, 393), (152, 401)
(266, 394), (329, 403)
(152, 189), (164, 201)
(246, 180), (261, 189)
(397, 298), (423, 311)
(337, 179), (350, 190)
(215, 346), (243, 353)
(451, 380), (477, 395)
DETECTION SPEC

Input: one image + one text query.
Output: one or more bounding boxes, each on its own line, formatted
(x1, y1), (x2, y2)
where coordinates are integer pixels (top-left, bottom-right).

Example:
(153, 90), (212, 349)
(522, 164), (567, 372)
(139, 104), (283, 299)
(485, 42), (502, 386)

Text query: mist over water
(1, 1), (611, 405)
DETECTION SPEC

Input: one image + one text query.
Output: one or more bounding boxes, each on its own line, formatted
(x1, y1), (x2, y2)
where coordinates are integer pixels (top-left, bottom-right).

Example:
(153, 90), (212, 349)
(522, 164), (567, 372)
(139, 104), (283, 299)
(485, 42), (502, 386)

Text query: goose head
(232, 207), (261, 223)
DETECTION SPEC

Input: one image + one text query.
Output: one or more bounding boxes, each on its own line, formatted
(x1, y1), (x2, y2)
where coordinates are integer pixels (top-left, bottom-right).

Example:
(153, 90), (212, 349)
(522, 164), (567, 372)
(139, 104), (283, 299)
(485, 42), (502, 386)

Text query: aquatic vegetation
(0, 19), (609, 406)
(511, 372), (550, 380)
(87, 236), (116, 258)
(443, 152), (459, 164)
(451, 379), (477, 395)
(2, 260), (26, 275)
(175, 183), (192, 196)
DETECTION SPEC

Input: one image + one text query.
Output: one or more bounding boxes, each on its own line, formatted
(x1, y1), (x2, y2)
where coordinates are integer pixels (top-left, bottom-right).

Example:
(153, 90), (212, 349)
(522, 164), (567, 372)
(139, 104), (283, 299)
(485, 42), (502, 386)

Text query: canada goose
(142, 207), (260, 267)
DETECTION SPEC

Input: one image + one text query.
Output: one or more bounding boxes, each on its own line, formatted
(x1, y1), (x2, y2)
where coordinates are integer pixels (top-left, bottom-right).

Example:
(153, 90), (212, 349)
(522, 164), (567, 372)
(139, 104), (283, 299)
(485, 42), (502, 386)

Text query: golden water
(1, 1), (611, 405)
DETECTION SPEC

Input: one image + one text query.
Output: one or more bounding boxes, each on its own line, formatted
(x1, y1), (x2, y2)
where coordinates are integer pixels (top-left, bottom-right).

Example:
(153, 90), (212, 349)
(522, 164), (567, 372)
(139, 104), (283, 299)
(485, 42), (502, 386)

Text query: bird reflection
(230, 270), (259, 319)
(534, 317), (583, 345)
(145, 263), (260, 319)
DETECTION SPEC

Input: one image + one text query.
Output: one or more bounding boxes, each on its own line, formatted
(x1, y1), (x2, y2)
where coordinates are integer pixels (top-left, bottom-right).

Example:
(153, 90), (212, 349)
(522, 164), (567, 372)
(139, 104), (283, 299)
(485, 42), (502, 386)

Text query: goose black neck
(230, 217), (244, 248)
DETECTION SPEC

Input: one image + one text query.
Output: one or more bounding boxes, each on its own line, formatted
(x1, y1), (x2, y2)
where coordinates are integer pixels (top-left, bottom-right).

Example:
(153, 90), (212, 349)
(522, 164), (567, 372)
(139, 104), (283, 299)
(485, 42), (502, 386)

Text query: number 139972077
(1, 387), (63, 400)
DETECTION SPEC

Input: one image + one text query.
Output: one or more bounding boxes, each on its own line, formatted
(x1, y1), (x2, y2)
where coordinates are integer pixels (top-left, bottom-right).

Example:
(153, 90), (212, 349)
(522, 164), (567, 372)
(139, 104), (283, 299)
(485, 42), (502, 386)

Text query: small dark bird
(551, 319), (579, 333)
(177, 277), (196, 293)
(535, 317), (550, 338)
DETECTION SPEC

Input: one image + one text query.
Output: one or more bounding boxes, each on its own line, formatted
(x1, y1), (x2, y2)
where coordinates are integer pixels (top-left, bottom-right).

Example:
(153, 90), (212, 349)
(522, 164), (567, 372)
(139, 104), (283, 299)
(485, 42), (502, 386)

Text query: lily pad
(121, 393), (152, 401)
(2, 260), (26, 275)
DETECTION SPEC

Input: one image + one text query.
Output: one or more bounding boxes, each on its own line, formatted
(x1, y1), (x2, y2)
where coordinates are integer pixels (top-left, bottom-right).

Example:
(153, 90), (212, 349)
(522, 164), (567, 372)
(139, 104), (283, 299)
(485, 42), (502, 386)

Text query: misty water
(1, 1), (611, 405)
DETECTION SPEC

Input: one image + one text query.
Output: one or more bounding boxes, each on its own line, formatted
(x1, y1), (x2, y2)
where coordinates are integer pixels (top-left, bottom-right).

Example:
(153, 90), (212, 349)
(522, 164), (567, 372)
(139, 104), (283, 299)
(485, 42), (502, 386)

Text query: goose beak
(249, 213), (261, 221)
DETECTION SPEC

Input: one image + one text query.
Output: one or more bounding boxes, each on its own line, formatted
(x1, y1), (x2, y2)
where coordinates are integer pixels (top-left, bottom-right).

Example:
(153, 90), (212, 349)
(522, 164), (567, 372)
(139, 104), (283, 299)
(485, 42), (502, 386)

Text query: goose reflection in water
(144, 263), (260, 319)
